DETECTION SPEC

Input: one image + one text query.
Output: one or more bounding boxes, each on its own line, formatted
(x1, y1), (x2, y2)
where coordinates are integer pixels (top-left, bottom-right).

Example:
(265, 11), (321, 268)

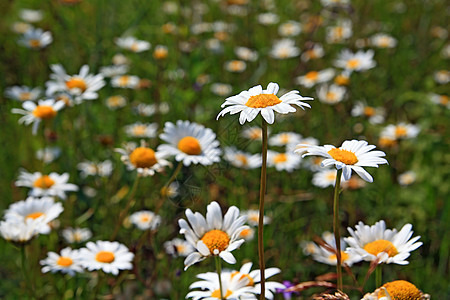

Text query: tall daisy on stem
(218, 82), (313, 299)
(296, 140), (388, 291)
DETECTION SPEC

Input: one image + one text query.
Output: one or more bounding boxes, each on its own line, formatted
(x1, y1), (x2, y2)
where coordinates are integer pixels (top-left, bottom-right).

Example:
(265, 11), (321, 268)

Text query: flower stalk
(215, 256), (224, 300)
(258, 118), (268, 300)
(333, 168), (343, 291)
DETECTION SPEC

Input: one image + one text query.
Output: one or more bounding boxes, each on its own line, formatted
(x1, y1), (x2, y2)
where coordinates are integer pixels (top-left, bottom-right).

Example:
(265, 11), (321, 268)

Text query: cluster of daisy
(10, 9), (52, 50)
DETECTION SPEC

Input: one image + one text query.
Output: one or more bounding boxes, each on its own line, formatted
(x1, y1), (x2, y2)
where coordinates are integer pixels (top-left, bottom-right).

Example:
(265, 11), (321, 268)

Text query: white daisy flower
(99, 65), (129, 78)
(351, 101), (386, 124)
(178, 201), (249, 270)
(129, 210), (161, 231)
(370, 33), (397, 48)
(77, 160), (113, 178)
(398, 171), (417, 186)
(15, 170), (78, 199)
(269, 39), (300, 59)
(278, 20), (301, 37)
(4, 197), (63, 234)
(124, 122), (158, 138)
(312, 169), (346, 188)
(334, 49), (376, 73)
(235, 46), (258, 62)
(12, 99), (65, 135)
(344, 220), (423, 265)
(11, 22), (33, 34)
(105, 95), (127, 110)
(267, 150), (301, 172)
(0, 218), (44, 243)
(111, 75), (140, 89)
(238, 227), (255, 241)
(296, 69), (335, 88)
(223, 147), (261, 169)
(133, 103), (157, 117)
(326, 19), (352, 44)
(317, 84), (346, 104)
(334, 71), (351, 86)
(290, 136), (319, 155)
(164, 238), (195, 258)
(153, 45), (169, 59)
(112, 53), (130, 65)
(217, 82), (313, 125)
(79, 241), (134, 275)
(361, 280), (430, 300)
(241, 126), (269, 141)
(46, 64), (105, 104)
(160, 181), (180, 198)
(242, 209), (271, 227)
(62, 227), (92, 243)
(115, 140), (171, 177)
(36, 147), (61, 164)
(380, 123), (420, 140)
(211, 83), (233, 97)
(257, 12), (279, 25)
(304, 232), (361, 267)
(18, 28), (52, 49)
(301, 43), (324, 62)
(115, 36), (150, 53)
(187, 270), (256, 300)
(224, 60), (247, 73)
(158, 120), (221, 166)
(19, 9), (43, 23)
(298, 140), (388, 182)
(5, 85), (42, 102)
(40, 247), (84, 276)
(428, 93), (449, 109)
(269, 132), (302, 147)
(320, 0), (350, 8)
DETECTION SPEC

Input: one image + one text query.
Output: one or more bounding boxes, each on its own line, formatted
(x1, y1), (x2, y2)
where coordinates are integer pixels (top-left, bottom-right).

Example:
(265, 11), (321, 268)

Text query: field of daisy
(0, 0), (449, 299)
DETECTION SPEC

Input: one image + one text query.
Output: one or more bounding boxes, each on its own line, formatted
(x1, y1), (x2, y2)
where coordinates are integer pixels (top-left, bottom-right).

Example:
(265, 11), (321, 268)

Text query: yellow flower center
(57, 256), (73, 267)
(33, 105), (57, 119)
(231, 271), (255, 286)
(307, 49), (318, 59)
(19, 92), (32, 101)
(379, 137), (396, 148)
(305, 71), (319, 81)
(95, 251), (115, 263)
(326, 91), (338, 101)
(327, 148), (358, 165)
(395, 126), (407, 137)
(118, 76), (130, 86)
(26, 212), (44, 220)
(280, 134), (290, 144)
(274, 153), (287, 163)
(245, 93), (282, 108)
(129, 147), (157, 168)
(33, 175), (55, 189)
(249, 129), (262, 140)
(335, 27), (344, 38)
(364, 106), (376, 117)
(107, 96), (124, 107)
(65, 77), (87, 92)
(380, 280), (422, 300)
(239, 228), (252, 238)
(326, 172), (337, 181)
(211, 289), (232, 299)
(439, 95), (448, 105)
(228, 60), (245, 71)
(140, 215), (150, 223)
(335, 74), (350, 85)
(177, 136), (202, 155)
(154, 48), (168, 59)
(130, 42), (140, 52)
(176, 245), (186, 253)
(328, 251), (349, 262)
(201, 230), (230, 253)
(346, 59), (360, 69)
(132, 125), (147, 136)
(28, 39), (41, 48)
(236, 154), (248, 166)
(363, 239), (398, 257)
(73, 232), (83, 242)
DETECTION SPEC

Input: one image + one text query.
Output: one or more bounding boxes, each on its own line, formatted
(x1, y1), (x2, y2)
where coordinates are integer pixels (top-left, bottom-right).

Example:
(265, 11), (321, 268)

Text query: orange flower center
(177, 136), (202, 155)
(65, 77), (87, 92)
(201, 230), (230, 253)
(130, 42), (140, 52)
(335, 74), (350, 85)
(274, 153), (287, 163)
(19, 92), (32, 101)
(328, 251), (349, 262)
(249, 129), (262, 140)
(129, 147), (157, 168)
(380, 280), (422, 300)
(28, 39), (41, 48)
(231, 271), (255, 286)
(236, 154), (248, 166)
(245, 94), (281, 108)
(154, 48), (168, 59)
(57, 256), (73, 267)
(439, 95), (448, 105)
(26, 212), (44, 220)
(379, 137), (396, 148)
(211, 289), (232, 299)
(95, 251), (115, 263)
(326, 172), (337, 181)
(33, 105), (57, 119)
(118, 76), (130, 86)
(363, 239), (398, 257)
(140, 215), (150, 223)
(305, 71), (319, 81)
(346, 59), (360, 69)
(364, 106), (376, 117)
(228, 60), (245, 71)
(326, 91), (338, 101)
(239, 228), (252, 237)
(33, 175), (55, 189)
(132, 125), (147, 136)
(395, 126), (407, 137)
(327, 148), (358, 165)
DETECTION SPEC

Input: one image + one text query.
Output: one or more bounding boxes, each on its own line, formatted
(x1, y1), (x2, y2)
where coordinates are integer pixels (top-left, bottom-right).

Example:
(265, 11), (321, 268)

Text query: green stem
(258, 119), (268, 300)
(215, 256), (224, 300)
(155, 162), (183, 214)
(333, 169), (343, 291)
(110, 176), (141, 241)
(20, 246), (33, 298)
(375, 266), (382, 288)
